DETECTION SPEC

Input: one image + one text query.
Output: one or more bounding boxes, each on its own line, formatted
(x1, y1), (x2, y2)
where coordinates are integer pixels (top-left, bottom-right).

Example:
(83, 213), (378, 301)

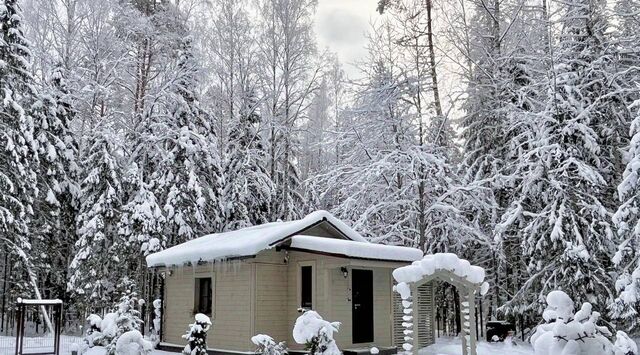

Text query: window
(300, 265), (313, 309)
(194, 277), (212, 315)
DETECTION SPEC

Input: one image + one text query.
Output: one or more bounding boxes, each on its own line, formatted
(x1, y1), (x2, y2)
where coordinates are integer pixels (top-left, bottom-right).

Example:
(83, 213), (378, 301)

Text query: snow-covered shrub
(105, 293), (145, 354)
(183, 313), (212, 355)
(251, 334), (287, 355)
(531, 290), (638, 355)
(85, 312), (118, 347)
(293, 310), (340, 355)
(115, 330), (153, 355)
(150, 299), (162, 345)
(84, 291), (146, 354)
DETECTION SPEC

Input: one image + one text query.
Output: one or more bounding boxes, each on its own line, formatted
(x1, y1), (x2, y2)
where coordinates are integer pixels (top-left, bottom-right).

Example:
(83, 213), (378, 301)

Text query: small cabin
(146, 211), (426, 354)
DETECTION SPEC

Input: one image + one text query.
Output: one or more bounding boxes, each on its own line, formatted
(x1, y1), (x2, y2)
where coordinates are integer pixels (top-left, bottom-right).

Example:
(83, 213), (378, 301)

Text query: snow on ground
(0, 334), (86, 355)
(85, 345), (178, 355)
(419, 337), (534, 355)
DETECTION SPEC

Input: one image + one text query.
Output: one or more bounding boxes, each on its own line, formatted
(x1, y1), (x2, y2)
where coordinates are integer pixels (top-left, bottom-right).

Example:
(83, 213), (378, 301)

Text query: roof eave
(281, 245), (418, 264)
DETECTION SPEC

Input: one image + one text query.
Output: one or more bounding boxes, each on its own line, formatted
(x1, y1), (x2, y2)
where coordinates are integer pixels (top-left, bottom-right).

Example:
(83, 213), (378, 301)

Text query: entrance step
(342, 346), (398, 355)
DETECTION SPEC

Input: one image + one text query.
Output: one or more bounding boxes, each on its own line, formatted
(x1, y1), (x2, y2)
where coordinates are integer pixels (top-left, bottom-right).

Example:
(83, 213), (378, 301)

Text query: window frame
(194, 273), (215, 317)
(297, 261), (316, 310)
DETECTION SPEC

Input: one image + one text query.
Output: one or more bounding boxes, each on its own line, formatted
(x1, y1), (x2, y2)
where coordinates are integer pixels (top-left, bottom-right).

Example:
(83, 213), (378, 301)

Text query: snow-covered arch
(393, 253), (489, 355)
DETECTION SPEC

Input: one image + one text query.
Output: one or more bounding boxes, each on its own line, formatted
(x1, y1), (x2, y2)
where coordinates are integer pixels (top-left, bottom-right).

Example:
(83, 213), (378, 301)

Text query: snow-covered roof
(146, 210), (371, 267)
(288, 235), (423, 262)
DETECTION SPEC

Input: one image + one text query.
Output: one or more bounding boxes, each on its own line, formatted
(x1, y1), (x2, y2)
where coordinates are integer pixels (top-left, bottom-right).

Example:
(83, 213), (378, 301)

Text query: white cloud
(315, 0), (380, 77)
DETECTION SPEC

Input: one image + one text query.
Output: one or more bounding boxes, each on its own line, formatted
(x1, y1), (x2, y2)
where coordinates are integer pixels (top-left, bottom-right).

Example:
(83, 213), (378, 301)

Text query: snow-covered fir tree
(611, 98), (640, 328)
(68, 128), (124, 309)
(157, 36), (223, 244)
(30, 65), (79, 300)
(223, 93), (274, 230)
(500, 0), (621, 314)
(0, 0), (40, 299)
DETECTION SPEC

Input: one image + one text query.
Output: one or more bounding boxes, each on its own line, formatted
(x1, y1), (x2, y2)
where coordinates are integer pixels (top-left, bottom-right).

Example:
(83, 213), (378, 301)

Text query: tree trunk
(0, 252), (8, 332)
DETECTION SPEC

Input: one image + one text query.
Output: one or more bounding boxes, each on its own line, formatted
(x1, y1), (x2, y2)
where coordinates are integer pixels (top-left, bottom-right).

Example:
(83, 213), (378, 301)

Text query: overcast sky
(315, 0), (380, 78)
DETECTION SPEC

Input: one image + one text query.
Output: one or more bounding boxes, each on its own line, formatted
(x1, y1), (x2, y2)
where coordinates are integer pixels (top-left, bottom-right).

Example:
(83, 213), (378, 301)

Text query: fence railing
(0, 299), (158, 355)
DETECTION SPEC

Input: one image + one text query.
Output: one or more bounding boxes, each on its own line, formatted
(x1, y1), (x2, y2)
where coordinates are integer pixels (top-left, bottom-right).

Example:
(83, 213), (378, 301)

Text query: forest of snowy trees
(1, 0), (640, 338)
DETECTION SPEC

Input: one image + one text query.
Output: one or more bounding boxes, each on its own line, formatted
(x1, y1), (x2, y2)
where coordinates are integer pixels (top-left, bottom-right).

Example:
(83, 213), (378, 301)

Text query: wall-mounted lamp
(340, 267), (349, 279)
(284, 250), (289, 264)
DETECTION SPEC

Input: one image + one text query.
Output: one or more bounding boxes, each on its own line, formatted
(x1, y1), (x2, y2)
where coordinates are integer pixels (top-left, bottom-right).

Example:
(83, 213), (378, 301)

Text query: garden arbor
(393, 253), (489, 355)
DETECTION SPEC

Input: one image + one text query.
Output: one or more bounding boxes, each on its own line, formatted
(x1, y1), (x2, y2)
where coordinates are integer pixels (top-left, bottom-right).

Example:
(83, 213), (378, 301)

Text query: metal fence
(0, 301), (85, 355)
(0, 299), (160, 355)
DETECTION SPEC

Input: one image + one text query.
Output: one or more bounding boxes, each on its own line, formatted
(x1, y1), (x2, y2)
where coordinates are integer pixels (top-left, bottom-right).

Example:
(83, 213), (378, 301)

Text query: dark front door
(352, 269), (374, 343)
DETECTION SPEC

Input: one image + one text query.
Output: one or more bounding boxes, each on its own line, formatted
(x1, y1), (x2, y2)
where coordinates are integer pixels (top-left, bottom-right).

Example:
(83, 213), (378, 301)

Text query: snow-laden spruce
(68, 131), (126, 308)
(531, 291), (637, 355)
(497, 0), (626, 315)
(0, 0), (40, 297)
(223, 92), (274, 231)
(611, 97), (640, 328)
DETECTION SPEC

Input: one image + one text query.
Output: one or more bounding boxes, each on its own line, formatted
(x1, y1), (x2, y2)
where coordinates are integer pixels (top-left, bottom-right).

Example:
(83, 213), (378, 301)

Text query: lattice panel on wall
(417, 283), (435, 348)
(392, 287), (406, 347)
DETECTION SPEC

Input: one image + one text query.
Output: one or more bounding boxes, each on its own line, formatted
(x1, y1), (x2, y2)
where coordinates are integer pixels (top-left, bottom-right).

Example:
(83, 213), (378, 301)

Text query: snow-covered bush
(293, 310), (340, 355)
(85, 311), (119, 347)
(183, 313), (212, 355)
(150, 299), (162, 345)
(115, 330), (153, 355)
(84, 291), (146, 354)
(251, 334), (287, 355)
(531, 291), (638, 355)
(105, 293), (145, 354)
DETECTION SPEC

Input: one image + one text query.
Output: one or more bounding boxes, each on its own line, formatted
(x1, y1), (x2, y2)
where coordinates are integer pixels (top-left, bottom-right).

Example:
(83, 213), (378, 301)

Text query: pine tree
(500, 0), (619, 314)
(611, 99), (640, 328)
(0, 0), (40, 298)
(157, 37), (223, 245)
(608, 0), (640, 330)
(30, 65), (80, 300)
(68, 129), (124, 310)
(223, 93), (274, 230)
(118, 164), (165, 257)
